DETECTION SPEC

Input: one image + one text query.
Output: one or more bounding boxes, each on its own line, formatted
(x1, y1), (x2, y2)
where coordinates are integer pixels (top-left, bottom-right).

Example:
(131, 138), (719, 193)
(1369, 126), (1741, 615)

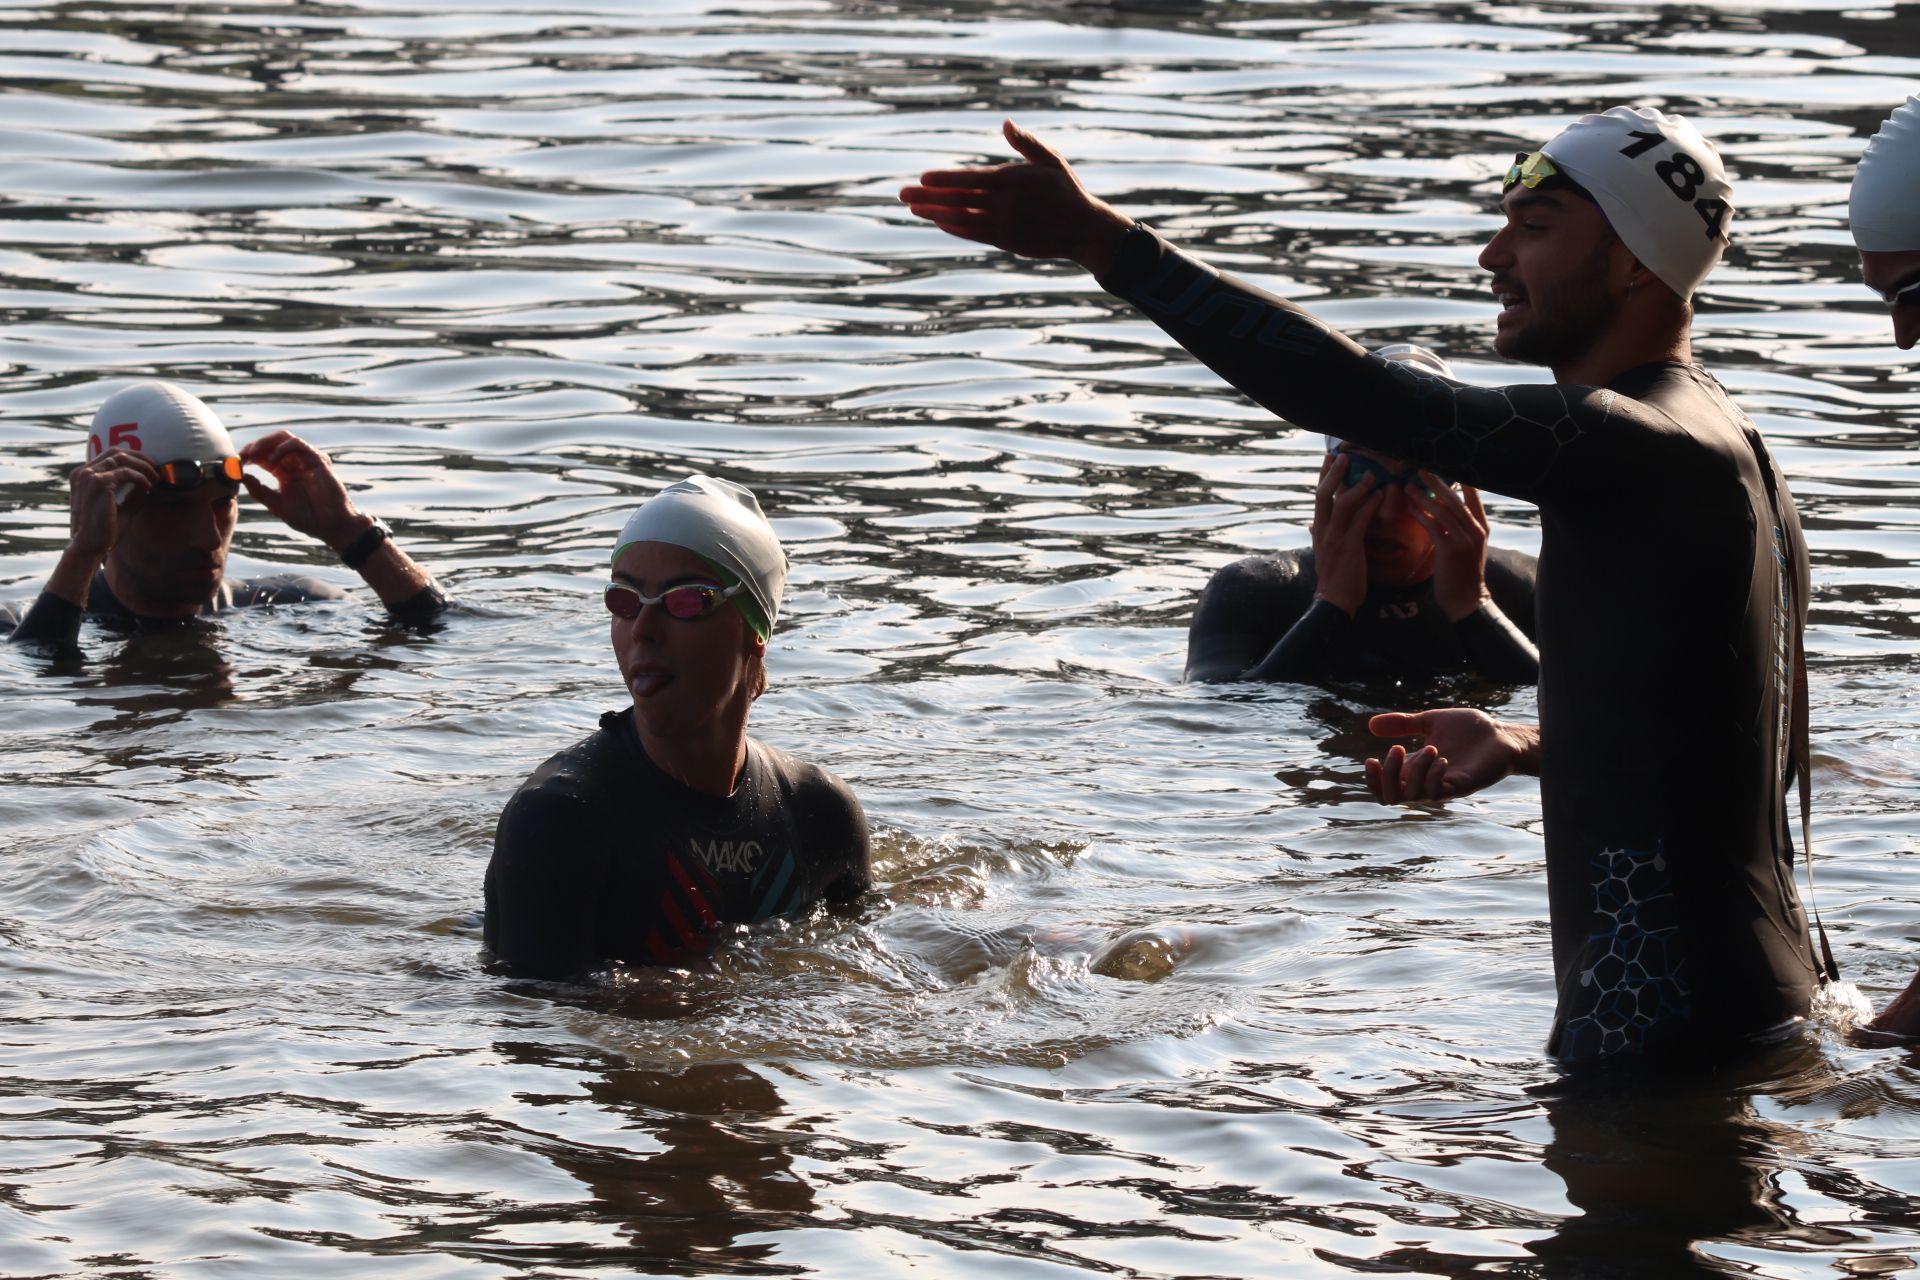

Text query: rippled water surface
(4, 1), (1920, 1275)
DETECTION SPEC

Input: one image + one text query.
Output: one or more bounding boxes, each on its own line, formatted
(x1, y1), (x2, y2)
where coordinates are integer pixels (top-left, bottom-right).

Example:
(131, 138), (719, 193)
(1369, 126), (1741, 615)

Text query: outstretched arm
(239, 431), (445, 618)
(904, 125), (1644, 509)
(1365, 708), (1540, 804)
(900, 120), (1136, 275)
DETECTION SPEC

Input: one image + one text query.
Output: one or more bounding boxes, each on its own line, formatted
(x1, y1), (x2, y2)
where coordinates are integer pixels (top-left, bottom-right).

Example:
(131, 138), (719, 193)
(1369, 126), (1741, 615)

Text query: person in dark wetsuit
(484, 475), (871, 979)
(1188, 343), (1538, 685)
(3, 381), (445, 652)
(903, 107), (1822, 1067)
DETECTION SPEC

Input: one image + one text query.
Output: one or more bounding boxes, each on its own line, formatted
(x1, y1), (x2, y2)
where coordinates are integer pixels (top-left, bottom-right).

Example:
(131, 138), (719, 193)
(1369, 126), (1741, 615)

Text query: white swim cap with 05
(1851, 96), (1920, 254)
(612, 474), (787, 640)
(87, 381), (235, 461)
(1539, 105), (1734, 301)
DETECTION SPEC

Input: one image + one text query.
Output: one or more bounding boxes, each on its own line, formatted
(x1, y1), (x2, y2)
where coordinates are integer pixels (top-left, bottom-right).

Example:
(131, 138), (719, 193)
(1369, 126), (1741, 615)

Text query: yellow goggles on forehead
(1501, 150), (1560, 193)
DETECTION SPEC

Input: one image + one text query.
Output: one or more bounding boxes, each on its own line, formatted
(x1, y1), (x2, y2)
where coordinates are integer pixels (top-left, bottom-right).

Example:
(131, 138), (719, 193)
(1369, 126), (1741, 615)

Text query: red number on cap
(106, 422), (141, 451)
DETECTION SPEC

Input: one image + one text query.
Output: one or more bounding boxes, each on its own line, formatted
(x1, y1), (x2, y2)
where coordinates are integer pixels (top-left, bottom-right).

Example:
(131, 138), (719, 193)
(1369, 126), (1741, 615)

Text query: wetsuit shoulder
(226, 574), (351, 607)
(484, 723), (632, 980)
(1185, 549), (1317, 682)
(749, 738), (873, 900)
(1482, 546), (1539, 640)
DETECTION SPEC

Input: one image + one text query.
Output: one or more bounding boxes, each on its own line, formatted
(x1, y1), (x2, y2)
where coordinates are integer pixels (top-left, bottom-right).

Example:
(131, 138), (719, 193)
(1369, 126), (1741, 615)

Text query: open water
(2, 0), (1919, 1275)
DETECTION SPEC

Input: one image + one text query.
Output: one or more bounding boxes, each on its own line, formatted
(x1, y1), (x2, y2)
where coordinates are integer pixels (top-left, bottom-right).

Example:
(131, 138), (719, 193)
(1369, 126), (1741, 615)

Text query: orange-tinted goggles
(157, 456), (243, 491)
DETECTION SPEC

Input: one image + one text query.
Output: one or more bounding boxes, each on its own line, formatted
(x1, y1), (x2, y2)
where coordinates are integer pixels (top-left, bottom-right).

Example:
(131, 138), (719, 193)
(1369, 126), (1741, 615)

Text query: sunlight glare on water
(3, 0), (1920, 1275)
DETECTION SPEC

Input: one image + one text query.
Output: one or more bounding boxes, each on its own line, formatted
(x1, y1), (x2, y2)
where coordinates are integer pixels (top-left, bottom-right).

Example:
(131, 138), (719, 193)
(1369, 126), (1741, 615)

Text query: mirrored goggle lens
(1337, 449), (1419, 488)
(1501, 150), (1559, 193)
(603, 583), (729, 620)
(157, 456), (243, 490)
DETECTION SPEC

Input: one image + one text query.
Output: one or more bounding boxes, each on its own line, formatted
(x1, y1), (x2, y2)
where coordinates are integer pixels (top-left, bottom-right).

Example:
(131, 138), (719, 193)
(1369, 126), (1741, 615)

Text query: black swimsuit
(1186, 546), (1539, 684)
(1103, 225), (1818, 1063)
(484, 708), (872, 979)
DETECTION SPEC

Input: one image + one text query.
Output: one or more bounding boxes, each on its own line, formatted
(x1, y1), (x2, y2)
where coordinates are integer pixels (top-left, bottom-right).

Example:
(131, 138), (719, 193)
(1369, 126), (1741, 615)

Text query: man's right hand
(67, 449), (157, 560)
(899, 120), (1136, 275)
(1310, 452), (1382, 618)
(42, 449), (158, 608)
(1364, 708), (1539, 804)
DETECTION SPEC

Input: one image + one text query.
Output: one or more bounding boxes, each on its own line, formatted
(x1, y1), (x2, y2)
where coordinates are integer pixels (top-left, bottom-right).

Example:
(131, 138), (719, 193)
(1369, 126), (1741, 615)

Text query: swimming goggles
(156, 456), (244, 491)
(603, 580), (743, 621)
(1501, 150), (1561, 194)
(1333, 444), (1422, 489)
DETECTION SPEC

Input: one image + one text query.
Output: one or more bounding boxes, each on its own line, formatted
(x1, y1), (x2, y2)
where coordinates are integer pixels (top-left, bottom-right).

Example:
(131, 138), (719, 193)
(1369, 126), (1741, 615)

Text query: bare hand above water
(1365, 708), (1540, 804)
(899, 120), (1136, 275)
(240, 430), (365, 550)
(1310, 452), (1382, 618)
(1405, 475), (1492, 623)
(66, 448), (158, 560)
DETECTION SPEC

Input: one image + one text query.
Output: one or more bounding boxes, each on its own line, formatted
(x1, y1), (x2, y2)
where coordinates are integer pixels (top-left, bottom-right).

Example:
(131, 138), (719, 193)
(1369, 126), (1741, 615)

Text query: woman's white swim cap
(1851, 97), (1920, 254)
(1539, 106), (1734, 301)
(1326, 344), (1455, 453)
(87, 381), (235, 461)
(612, 474), (787, 640)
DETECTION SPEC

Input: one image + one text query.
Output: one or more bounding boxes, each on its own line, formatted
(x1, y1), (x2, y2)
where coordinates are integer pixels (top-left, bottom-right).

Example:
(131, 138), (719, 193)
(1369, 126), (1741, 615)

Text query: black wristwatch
(339, 517), (393, 570)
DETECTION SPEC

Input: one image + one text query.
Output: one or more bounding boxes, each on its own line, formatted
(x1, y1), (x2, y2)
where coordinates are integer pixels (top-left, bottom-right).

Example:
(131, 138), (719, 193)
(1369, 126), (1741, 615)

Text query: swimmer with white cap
(4, 380), (445, 651)
(906, 110), (1830, 1066)
(1849, 96), (1920, 350)
(483, 475), (870, 979)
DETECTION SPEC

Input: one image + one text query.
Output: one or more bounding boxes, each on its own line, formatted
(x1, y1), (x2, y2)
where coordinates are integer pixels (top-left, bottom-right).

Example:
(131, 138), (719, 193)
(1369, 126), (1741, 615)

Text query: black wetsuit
(1187, 546), (1539, 683)
(1102, 225), (1817, 1065)
(2, 569), (444, 651)
(484, 708), (872, 979)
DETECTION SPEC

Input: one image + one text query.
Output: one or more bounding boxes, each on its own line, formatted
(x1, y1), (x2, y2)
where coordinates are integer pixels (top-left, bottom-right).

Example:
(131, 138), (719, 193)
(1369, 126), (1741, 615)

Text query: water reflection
(495, 1043), (814, 1273)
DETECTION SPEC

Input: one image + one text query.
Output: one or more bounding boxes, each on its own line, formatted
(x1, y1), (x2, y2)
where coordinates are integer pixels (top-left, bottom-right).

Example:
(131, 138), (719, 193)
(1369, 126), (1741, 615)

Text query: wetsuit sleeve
(5, 592), (83, 650)
(1452, 603), (1539, 683)
(1096, 226), (1635, 504)
(387, 581), (449, 627)
(797, 772), (872, 902)
(227, 574), (349, 607)
(483, 787), (608, 980)
(1185, 552), (1334, 682)
(231, 573), (446, 626)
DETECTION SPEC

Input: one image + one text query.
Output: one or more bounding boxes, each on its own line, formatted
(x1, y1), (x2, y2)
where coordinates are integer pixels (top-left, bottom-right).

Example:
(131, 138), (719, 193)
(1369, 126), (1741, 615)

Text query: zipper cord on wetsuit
(1749, 422), (1841, 983)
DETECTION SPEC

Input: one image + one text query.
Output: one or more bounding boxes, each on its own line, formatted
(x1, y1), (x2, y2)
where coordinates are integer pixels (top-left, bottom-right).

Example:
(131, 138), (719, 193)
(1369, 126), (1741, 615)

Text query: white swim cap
(1851, 97), (1920, 254)
(612, 474), (787, 640)
(1370, 342), (1454, 379)
(1326, 344), (1454, 452)
(87, 381), (235, 462)
(1538, 106), (1734, 301)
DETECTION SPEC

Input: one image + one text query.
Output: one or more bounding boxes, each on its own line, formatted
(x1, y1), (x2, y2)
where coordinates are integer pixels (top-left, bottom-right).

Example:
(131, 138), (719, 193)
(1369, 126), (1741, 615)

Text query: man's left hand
(1406, 474), (1492, 622)
(239, 431), (368, 551)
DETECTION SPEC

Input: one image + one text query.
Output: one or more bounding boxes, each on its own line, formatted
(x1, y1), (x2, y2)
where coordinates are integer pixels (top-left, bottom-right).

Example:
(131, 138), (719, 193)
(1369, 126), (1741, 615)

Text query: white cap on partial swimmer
(1851, 97), (1920, 254)
(612, 474), (787, 640)
(87, 381), (235, 462)
(1539, 105), (1734, 301)
(1326, 343), (1454, 452)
